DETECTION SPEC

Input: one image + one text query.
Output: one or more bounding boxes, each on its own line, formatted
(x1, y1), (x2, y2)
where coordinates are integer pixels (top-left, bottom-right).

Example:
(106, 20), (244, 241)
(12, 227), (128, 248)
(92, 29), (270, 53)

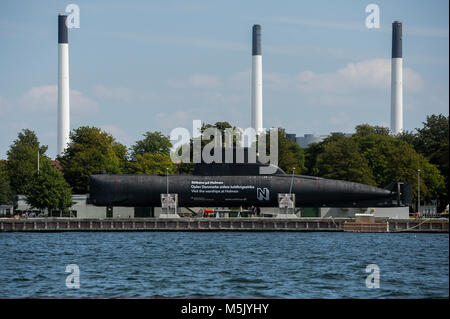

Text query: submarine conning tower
(192, 147), (285, 176)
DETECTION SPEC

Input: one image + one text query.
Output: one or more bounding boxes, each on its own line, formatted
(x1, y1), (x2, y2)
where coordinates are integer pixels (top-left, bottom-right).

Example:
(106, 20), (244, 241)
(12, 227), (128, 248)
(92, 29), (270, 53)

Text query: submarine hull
(89, 174), (396, 208)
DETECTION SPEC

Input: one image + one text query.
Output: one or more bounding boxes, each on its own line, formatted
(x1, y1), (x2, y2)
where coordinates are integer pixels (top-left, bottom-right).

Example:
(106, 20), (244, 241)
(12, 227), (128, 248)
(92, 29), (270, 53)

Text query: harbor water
(0, 232), (448, 298)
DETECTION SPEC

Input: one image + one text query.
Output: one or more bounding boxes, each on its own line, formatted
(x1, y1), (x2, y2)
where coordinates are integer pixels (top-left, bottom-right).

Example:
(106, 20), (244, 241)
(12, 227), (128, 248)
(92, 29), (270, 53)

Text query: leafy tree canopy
(6, 129), (48, 194)
(305, 123), (445, 203)
(130, 131), (172, 160)
(264, 128), (306, 174)
(317, 138), (376, 185)
(25, 160), (73, 213)
(127, 153), (176, 175)
(0, 161), (13, 205)
(415, 115), (449, 187)
(58, 126), (127, 193)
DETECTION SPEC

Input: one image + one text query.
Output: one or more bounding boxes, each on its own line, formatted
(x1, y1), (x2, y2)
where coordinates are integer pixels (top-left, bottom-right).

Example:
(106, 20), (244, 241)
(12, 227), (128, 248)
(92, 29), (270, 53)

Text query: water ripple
(0, 232), (448, 298)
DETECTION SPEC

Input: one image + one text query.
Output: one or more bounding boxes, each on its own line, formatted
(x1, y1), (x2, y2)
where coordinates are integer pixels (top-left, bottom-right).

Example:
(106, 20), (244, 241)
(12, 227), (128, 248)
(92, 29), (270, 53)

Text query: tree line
(0, 114), (447, 213)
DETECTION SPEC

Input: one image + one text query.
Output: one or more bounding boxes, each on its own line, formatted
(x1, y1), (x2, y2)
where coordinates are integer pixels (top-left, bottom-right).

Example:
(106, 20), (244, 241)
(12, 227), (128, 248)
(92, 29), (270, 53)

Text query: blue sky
(0, 0), (448, 159)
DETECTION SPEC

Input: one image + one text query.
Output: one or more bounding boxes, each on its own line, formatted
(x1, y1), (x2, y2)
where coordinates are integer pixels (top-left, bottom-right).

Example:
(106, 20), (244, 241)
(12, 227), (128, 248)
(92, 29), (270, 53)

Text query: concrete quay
(0, 217), (448, 233)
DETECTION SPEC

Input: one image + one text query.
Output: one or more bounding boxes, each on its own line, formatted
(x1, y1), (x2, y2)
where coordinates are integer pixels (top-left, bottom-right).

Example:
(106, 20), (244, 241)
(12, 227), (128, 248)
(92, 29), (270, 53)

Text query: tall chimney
(391, 21), (403, 134)
(57, 14), (70, 155)
(252, 24), (263, 134)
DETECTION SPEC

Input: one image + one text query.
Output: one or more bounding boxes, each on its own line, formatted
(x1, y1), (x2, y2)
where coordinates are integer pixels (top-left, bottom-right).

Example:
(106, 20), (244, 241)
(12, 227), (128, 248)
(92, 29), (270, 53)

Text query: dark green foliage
(130, 131), (172, 160)
(317, 138), (376, 185)
(25, 161), (73, 213)
(305, 122), (446, 204)
(126, 153), (176, 174)
(6, 129), (48, 194)
(0, 161), (13, 205)
(58, 126), (127, 194)
(274, 128), (306, 174)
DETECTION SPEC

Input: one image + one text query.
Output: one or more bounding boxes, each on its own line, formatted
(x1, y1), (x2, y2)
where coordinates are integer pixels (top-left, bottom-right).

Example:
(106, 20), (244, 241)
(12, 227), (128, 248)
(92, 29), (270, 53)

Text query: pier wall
(0, 218), (447, 233)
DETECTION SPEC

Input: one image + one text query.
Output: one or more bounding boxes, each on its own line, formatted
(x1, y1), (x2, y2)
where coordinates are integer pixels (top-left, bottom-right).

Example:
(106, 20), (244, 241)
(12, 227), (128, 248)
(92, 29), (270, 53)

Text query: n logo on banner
(257, 187), (269, 201)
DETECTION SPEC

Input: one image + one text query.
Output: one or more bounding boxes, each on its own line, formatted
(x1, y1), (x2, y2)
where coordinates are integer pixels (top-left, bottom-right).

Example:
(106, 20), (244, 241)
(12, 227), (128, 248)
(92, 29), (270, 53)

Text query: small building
(296, 134), (329, 147)
(0, 204), (13, 217)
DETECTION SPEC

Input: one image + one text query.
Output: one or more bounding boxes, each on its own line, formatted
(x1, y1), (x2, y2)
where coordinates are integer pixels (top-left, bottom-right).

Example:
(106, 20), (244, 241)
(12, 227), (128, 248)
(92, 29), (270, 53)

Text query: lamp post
(166, 167), (169, 215)
(289, 167), (296, 214)
(289, 167), (296, 195)
(417, 169), (420, 215)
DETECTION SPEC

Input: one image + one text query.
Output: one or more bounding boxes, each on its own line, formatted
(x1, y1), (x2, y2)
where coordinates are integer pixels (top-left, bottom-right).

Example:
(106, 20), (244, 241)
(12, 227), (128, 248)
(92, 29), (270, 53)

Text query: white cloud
(156, 110), (193, 130)
(272, 17), (365, 32)
(116, 32), (247, 52)
(93, 85), (134, 101)
(19, 85), (99, 114)
(297, 59), (423, 93)
(0, 96), (12, 116)
(328, 112), (350, 125)
(228, 69), (293, 91)
(305, 94), (359, 107)
(99, 124), (132, 145)
(228, 69), (251, 90)
(20, 85), (56, 110)
(273, 16), (449, 38)
(69, 90), (100, 114)
(188, 74), (221, 89)
(167, 74), (221, 89)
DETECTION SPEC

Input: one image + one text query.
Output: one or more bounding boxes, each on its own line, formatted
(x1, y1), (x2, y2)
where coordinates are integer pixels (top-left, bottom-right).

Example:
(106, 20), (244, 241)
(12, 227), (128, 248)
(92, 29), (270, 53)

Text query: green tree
(58, 126), (126, 193)
(395, 115), (448, 210)
(355, 124), (390, 136)
(130, 131), (172, 160)
(25, 160), (73, 214)
(113, 141), (129, 173)
(415, 114), (449, 169)
(289, 142), (306, 174)
(200, 121), (241, 147)
(396, 130), (418, 149)
(303, 123), (445, 205)
(273, 128), (305, 174)
(316, 138), (376, 185)
(127, 153), (176, 174)
(6, 129), (48, 194)
(0, 161), (13, 205)
(304, 133), (347, 176)
(353, 124), (445, 203)
(415, 114), (449, 204)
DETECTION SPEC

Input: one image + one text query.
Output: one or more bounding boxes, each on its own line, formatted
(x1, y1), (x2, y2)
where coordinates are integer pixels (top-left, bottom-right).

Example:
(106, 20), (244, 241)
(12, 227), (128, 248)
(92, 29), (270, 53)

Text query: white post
(418, 169), (420, 215)
(166, 167), (169, 215)
(289, 167), (296, 195)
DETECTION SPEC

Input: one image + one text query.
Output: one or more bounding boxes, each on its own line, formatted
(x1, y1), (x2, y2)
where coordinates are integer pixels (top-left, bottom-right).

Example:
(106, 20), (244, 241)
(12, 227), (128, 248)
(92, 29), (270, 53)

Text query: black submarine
(89, 150), (412, 208)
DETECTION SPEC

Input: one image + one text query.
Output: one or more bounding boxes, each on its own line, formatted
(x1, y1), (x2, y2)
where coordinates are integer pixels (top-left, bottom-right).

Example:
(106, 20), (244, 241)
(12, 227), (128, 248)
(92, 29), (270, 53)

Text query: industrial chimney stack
(251, 25), (263, 135)
(391, 21), (403, 134)
(57, 14), (70, 155)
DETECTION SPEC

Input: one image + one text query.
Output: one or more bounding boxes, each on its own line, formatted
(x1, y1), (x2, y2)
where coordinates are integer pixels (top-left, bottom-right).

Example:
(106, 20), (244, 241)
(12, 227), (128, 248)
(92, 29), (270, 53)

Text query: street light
(166, 167), (169, 215)
(289, 167), (296, 214)
(417, 169), (421, 215)
(289, 167), (296, 195)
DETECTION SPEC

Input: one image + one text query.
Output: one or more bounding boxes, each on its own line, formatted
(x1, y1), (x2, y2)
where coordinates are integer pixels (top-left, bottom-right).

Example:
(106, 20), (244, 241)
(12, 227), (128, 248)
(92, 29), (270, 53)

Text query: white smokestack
(391, 21), (403, 134)
(57, 14), (70, 155)
(252, 24), (263, 135)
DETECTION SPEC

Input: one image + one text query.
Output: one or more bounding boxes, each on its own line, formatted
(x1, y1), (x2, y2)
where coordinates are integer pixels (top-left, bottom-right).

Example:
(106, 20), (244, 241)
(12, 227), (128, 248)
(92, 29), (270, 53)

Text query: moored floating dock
(0, 217), (448, 233)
